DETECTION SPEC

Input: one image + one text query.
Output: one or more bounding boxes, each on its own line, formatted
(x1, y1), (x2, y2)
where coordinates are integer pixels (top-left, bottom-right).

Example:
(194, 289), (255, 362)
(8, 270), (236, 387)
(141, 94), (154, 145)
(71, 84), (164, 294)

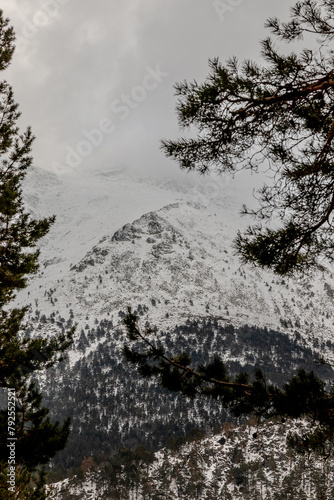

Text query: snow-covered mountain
(20, 164), (334, 361)
(17, 164), (334, 491)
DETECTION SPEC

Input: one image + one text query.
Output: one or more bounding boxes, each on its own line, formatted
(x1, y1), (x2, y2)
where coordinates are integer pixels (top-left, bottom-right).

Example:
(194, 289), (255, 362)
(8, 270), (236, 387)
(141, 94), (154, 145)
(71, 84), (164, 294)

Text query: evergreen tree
(0, 10), (73, 499)
(161, 0), (334, 276)
(123, 308), (334, 456)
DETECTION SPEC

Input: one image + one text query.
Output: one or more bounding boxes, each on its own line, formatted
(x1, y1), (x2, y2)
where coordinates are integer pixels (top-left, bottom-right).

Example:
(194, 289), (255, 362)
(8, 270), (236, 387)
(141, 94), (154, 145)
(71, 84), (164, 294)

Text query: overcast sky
(2, 0), (297, 179)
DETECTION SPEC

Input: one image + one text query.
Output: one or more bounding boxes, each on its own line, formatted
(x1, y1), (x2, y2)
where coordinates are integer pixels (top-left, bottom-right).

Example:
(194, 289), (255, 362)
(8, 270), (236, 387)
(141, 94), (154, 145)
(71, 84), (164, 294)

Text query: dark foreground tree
(162, 0), (334, 276)
(123, 309), (334, 457)
(124, 0), (334, 457)
(0, 10), (73, 499)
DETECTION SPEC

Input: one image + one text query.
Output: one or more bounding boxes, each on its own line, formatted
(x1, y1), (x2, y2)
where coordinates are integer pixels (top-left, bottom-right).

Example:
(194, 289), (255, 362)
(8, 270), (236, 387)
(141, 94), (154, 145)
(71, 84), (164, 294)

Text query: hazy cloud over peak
(3, 0), (296, 178)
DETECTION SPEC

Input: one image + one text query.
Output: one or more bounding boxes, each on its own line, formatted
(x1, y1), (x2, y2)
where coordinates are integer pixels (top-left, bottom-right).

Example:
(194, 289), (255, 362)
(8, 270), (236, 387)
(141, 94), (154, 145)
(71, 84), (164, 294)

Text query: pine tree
(0, 10), (73, 499)
(161, 0), (334, 276)
(123, 308), (334, 456)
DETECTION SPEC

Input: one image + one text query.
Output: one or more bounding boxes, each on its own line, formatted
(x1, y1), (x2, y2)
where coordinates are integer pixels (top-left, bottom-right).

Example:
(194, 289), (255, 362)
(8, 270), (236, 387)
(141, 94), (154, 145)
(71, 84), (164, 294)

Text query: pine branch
(123, 308), (253, 393)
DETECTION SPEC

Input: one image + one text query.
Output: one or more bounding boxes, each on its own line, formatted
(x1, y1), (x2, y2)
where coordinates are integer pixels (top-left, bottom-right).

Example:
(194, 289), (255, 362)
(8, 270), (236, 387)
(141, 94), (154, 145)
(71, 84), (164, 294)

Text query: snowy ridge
(18, 166), (334, 365)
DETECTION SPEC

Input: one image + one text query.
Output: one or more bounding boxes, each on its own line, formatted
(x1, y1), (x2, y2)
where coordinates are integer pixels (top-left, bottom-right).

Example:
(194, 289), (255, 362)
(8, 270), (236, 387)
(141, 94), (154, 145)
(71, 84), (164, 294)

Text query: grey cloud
(4, 0), (297, 177)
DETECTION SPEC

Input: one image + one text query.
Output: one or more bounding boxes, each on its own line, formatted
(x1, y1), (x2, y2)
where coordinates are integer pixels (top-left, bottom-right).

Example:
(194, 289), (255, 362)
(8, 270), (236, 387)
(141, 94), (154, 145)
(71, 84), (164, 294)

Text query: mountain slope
(49, 418), (334, 500)
(20, 165), (334, 356)
(16, 165), (334, 478)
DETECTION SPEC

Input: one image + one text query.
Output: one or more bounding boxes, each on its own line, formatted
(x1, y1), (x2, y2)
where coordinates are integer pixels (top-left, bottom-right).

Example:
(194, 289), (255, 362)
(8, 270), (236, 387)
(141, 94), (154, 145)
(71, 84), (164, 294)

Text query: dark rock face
(112, 222), (143, 241)
(112, 212), (173, 242)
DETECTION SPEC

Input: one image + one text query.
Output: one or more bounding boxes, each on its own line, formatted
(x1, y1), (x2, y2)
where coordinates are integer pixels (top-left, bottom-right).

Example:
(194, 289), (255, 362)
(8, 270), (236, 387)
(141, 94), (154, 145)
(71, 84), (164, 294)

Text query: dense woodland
(25, 308), (333, 480)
